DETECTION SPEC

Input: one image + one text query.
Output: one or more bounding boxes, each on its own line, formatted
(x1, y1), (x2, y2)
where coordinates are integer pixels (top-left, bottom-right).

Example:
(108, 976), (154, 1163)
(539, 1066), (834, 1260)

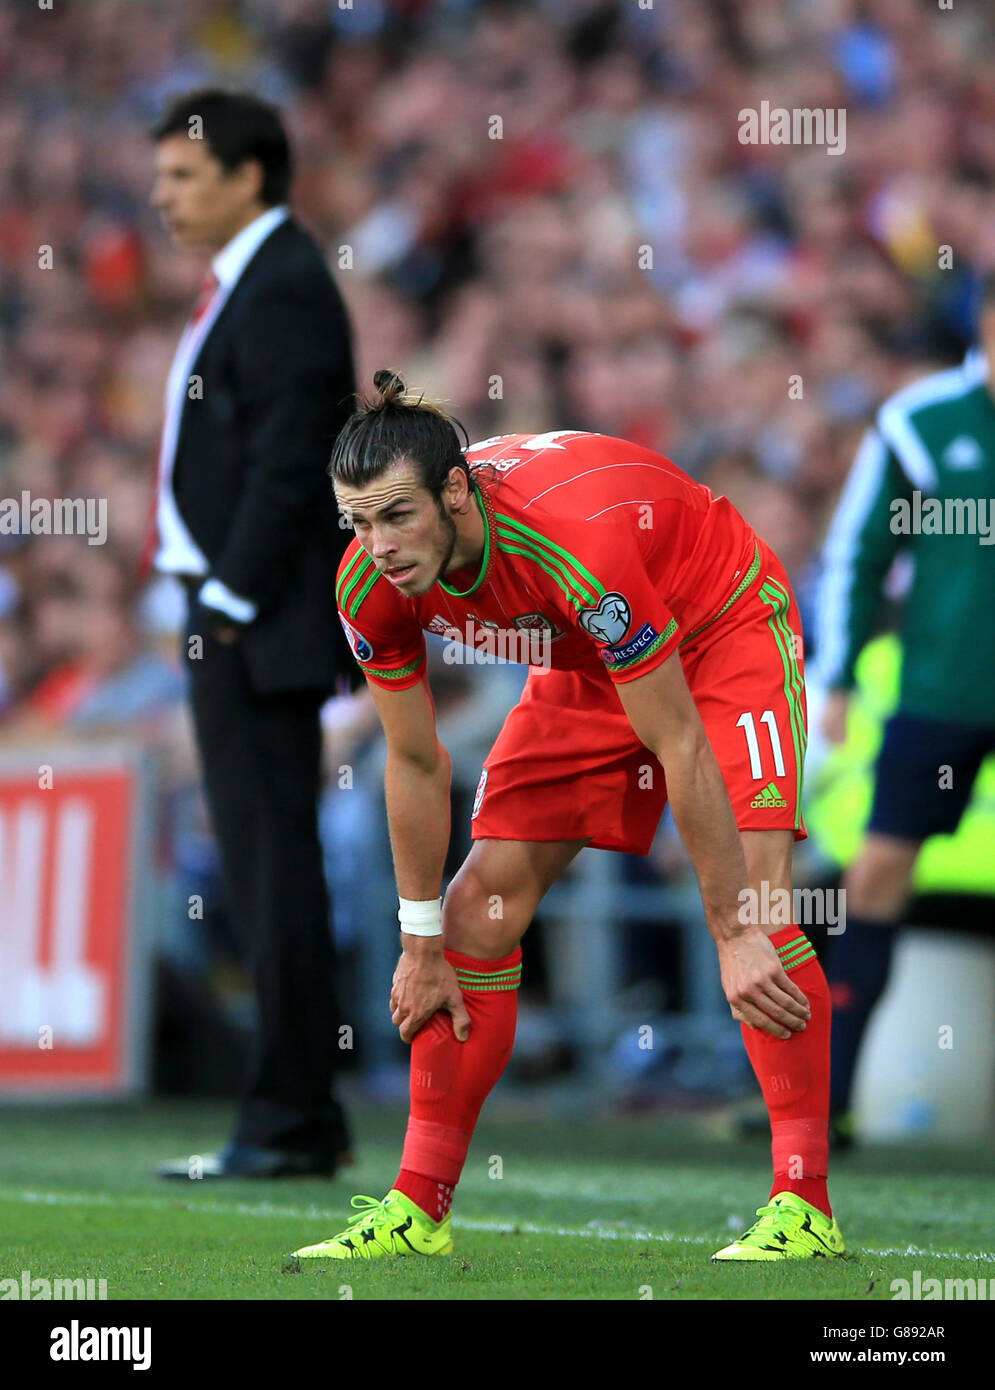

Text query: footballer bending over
(288, 371), (844, 1264)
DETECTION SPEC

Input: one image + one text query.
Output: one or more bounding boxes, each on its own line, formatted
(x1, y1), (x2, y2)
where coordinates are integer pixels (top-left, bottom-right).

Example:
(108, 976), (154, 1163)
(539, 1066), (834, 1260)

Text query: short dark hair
(151, 88), (292, 206)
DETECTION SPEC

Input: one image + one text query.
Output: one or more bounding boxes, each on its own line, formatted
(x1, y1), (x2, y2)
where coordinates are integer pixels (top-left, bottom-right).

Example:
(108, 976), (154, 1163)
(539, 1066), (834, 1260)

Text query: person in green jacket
(816, 275), (995, 1144)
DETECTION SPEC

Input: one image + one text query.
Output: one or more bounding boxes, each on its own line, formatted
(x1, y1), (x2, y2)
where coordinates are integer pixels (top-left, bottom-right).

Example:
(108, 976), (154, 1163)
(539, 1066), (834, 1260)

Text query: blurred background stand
(855, 930), (995, 1141)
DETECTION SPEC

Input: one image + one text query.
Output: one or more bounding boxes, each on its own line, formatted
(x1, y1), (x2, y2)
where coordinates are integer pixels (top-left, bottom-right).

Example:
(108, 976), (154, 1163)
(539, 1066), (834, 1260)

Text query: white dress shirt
(154, 204), (291, 622)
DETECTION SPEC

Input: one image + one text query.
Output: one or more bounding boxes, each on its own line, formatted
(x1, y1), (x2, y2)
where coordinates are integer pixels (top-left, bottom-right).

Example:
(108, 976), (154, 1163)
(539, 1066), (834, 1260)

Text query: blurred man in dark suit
(148, 89), (356, 1178)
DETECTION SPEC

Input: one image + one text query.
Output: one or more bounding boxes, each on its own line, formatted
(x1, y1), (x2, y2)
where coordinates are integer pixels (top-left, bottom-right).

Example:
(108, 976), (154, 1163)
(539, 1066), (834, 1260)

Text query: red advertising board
(0, 747), (153, 1095)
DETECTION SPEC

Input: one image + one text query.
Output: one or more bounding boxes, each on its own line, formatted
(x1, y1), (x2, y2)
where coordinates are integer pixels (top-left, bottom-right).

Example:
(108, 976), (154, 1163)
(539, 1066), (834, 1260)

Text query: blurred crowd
(3, 0), (994, 725)
(1, 0), (993, 1078)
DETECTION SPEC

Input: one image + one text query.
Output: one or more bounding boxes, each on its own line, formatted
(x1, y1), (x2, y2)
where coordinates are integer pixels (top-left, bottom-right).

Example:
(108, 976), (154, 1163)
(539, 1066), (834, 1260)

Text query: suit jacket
(172, 216), (359, 696)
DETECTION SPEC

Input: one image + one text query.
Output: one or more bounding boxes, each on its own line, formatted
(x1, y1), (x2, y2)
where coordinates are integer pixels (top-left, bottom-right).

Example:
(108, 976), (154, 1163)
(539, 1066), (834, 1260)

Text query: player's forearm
(384, 744), (452, 905)
(660, 733), (749, 942)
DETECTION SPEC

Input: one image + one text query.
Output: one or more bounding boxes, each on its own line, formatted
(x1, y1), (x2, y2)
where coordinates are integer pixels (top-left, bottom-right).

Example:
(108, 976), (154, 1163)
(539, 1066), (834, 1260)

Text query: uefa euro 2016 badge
(578, 592), (631, 644)
(339, 614), (374, 662)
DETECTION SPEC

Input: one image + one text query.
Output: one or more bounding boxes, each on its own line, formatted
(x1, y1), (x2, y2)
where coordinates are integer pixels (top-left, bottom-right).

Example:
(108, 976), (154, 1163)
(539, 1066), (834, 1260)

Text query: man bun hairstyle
(329, 369), (474, 503)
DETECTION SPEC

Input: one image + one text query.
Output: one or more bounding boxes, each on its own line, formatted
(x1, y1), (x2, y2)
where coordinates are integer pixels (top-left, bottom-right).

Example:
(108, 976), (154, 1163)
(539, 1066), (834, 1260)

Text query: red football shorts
(470, 542), (808, 854)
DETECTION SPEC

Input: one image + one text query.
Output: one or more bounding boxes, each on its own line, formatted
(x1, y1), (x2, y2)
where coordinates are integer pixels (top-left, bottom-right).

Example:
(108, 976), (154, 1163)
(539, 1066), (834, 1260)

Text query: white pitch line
(457, 1219), (995, 1263)
(1, 1188), (993, 1264)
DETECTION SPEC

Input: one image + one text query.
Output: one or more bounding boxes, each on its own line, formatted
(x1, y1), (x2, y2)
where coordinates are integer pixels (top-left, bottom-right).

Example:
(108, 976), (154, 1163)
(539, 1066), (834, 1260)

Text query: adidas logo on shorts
(750, 781), (788, 809)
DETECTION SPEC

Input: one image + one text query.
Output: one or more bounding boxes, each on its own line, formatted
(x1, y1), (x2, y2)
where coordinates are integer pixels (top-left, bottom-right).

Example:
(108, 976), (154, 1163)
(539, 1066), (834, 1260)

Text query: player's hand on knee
(718, 928), (810, 1040)
(390, 951), (470, 1044)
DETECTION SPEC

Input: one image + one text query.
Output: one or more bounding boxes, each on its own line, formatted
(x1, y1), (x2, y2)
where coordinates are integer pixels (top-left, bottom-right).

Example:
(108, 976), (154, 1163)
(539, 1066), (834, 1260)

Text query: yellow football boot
(288, 1189), (453, 1261)
(711, 1192), (845, 1261)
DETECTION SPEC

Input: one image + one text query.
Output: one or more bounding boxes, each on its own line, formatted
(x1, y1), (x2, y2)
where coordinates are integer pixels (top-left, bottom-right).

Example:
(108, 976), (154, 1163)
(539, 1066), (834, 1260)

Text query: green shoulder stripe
(338, 551), (382, 620)
(497, 537), (594, 612)
(495, 533), (606, 610)
(495, 513), (607, 606)
(338, 550), (374, 611)
(347, 564), (381, 619)
(336, 547), (368, 605)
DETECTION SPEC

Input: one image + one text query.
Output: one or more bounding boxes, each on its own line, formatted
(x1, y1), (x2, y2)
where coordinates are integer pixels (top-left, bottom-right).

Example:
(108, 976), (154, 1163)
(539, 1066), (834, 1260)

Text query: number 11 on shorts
(736, 710), (786, 779)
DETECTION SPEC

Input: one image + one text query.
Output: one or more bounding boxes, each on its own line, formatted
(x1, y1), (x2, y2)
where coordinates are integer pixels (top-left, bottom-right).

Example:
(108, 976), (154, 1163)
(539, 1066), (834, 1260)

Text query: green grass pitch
(1, 1098), (993, 1301)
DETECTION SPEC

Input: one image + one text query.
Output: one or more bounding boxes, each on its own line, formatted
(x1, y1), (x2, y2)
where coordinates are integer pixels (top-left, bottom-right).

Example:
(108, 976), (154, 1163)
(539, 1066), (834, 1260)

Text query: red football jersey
(335, 431), (762, 690)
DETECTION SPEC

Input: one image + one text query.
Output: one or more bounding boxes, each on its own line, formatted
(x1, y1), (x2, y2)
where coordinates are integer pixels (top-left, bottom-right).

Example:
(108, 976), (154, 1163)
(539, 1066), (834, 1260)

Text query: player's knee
(442, 867), (525, 957)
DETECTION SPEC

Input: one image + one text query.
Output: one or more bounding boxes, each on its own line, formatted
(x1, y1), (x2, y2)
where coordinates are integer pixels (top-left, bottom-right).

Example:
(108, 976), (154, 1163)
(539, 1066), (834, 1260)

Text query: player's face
(337, 460), (461, 597)
(151, 135), (263, 250)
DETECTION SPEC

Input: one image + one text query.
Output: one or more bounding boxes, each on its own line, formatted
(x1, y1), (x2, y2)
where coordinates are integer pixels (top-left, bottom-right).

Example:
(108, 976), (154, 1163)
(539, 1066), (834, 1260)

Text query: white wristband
(398, 897), (443, 937)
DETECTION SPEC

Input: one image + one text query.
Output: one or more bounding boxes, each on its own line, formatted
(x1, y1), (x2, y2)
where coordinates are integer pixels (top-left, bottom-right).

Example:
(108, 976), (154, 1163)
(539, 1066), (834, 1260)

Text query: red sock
(738, 926), (832, 1218)
(394, 946), (522, 1223)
